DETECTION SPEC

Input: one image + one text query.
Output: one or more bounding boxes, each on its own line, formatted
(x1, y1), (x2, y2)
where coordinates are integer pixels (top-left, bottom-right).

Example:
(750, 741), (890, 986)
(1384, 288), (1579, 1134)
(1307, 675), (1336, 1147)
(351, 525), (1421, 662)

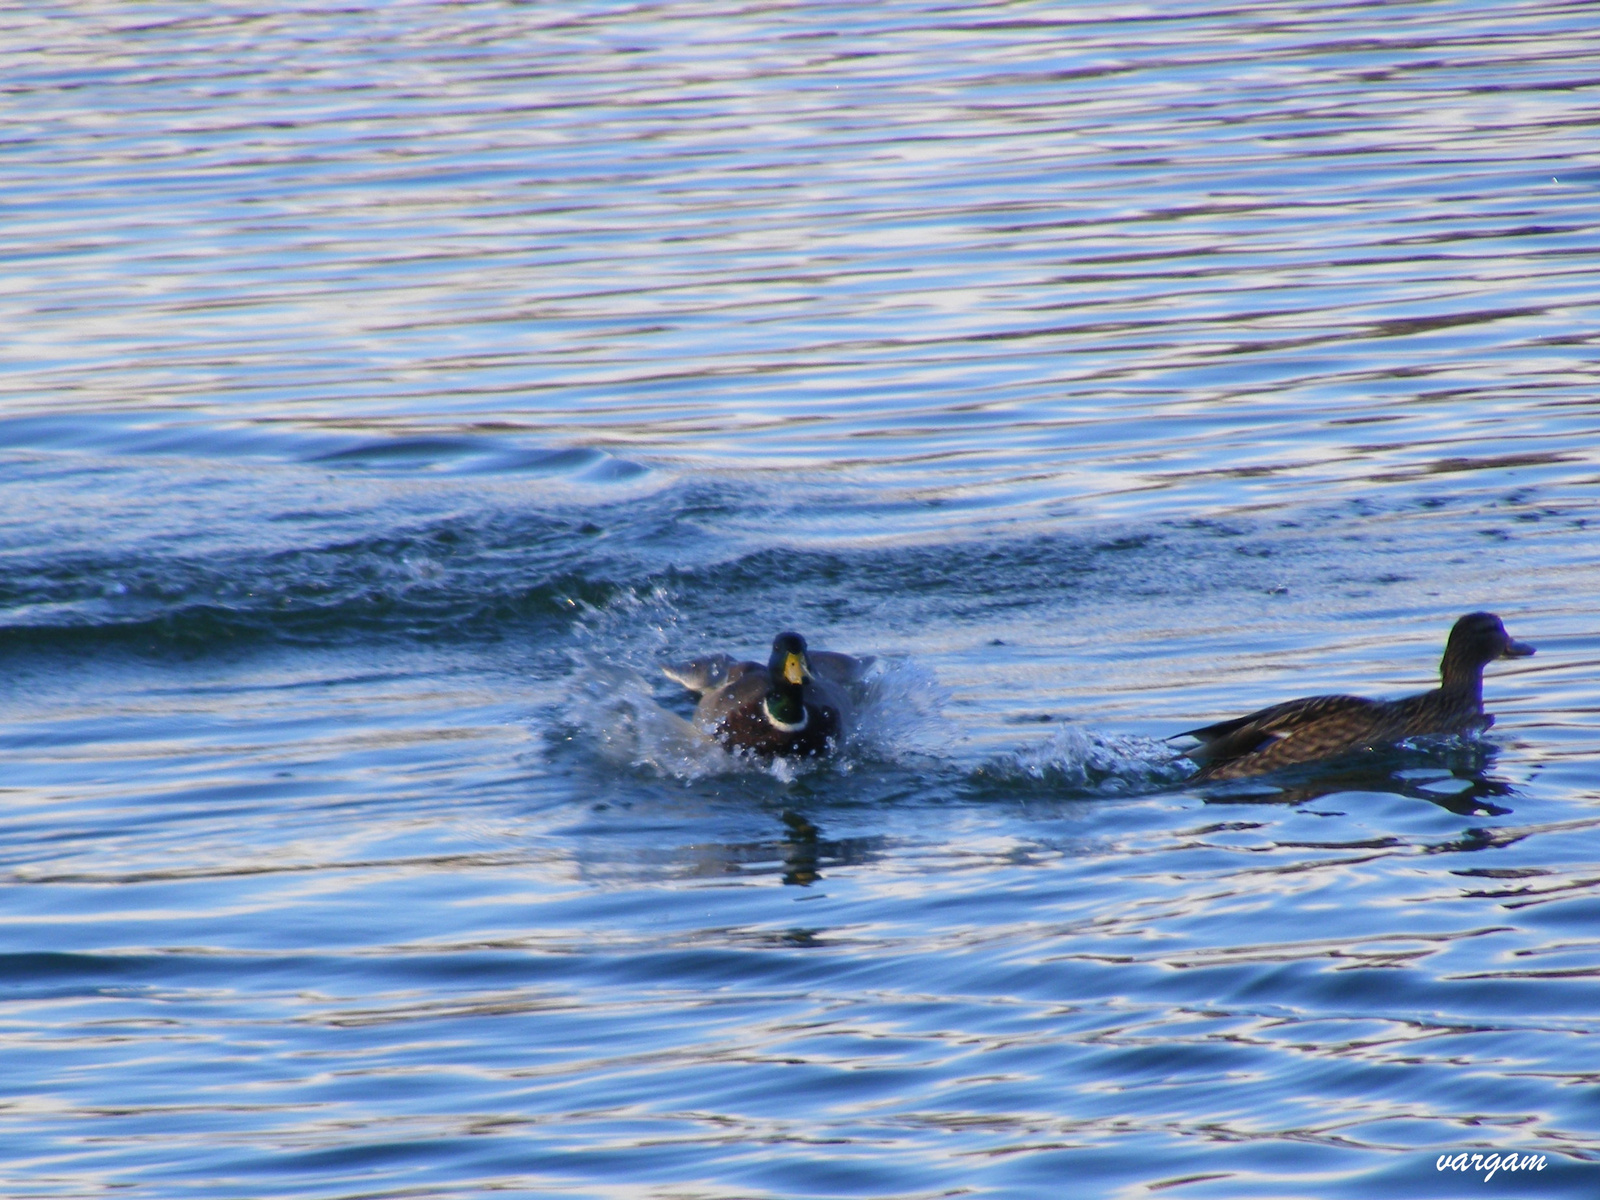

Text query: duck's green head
(764, 631), (812, 729)
(768, 630), (811, 687)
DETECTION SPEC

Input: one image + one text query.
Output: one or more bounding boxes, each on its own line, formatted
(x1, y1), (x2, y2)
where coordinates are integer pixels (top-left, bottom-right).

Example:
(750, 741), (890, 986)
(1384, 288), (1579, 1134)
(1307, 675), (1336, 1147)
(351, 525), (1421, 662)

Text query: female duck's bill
(1174, 612), (1535, 781)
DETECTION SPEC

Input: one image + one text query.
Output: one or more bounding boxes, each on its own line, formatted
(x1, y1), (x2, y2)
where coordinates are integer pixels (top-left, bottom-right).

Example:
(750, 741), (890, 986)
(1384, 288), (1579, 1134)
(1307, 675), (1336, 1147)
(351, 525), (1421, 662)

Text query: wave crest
(976, 725), (1195, 795)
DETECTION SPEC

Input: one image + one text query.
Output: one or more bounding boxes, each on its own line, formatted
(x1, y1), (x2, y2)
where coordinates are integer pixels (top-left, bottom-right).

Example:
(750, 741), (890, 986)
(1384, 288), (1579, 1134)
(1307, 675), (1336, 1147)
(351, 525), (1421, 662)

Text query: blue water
(3, 1), (1600, 1197)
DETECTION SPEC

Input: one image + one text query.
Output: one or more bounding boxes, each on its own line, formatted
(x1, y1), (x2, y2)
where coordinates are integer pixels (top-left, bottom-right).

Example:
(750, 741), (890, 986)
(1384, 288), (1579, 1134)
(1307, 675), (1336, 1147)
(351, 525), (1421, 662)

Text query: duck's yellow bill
(783, 653), (804, 685)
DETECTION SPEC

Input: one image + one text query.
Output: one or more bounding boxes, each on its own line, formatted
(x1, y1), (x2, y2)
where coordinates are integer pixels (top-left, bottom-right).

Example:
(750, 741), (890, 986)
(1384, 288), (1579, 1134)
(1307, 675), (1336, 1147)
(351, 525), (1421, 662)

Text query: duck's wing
(1176, 694), (1380, 767)
(693, 669), (771, 730)
(805, 650), (874, 727)
(663, 654), (759, 696)
(808, 650), (875, 687)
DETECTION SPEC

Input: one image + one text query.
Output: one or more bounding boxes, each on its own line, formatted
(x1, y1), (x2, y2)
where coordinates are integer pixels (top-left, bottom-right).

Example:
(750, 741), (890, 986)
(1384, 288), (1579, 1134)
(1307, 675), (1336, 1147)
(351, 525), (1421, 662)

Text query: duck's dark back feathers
(1177, 613), (1533, 780)
(1179, 694), (1382, 772)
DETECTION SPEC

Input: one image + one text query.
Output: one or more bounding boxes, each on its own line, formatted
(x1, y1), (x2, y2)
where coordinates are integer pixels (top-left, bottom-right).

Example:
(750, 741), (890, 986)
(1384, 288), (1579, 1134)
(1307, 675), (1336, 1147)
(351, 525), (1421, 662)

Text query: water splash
(975, 725), (1196, 796)
(565, 658), (733, 778)
(847, 656), (956, 762)
(561, 589), (956, 782)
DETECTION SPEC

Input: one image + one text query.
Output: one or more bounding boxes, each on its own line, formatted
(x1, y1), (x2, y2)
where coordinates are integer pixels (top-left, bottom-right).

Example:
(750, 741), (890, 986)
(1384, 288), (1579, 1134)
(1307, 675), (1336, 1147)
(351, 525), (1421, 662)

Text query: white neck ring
(764, 703), (808, 733)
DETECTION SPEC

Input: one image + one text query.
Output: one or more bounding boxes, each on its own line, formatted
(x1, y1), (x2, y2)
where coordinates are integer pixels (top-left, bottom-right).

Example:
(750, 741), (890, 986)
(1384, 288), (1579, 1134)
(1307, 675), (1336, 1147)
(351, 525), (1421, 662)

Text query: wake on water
(560, 589), (1194, 795)
(975, 726), (1197, 794)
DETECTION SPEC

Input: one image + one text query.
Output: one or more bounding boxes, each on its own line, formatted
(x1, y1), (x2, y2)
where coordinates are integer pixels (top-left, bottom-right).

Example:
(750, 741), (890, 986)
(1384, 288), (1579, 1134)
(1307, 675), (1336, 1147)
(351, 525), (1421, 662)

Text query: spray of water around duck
(559, 588), (957, 783)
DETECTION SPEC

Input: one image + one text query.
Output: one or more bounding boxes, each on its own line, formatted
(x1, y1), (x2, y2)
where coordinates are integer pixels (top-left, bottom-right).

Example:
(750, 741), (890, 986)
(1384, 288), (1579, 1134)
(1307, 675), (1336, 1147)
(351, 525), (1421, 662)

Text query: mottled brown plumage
(1177, 612), (1535, 780)
(663, 632), (870, 759)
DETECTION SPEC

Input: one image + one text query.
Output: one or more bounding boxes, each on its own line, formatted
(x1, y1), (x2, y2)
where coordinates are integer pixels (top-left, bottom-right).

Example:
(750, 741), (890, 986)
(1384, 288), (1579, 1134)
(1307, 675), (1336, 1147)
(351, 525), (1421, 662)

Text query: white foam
(981, 725), (1195, 794)
(561, 591), (957, 781)
(846, 657), (956, 760)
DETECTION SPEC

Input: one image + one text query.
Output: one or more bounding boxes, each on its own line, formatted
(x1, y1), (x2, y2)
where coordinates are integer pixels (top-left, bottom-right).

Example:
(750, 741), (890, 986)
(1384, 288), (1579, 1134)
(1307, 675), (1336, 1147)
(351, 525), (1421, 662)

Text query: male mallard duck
(663, 631), (872, 758)
(1174, 612), (1534, 780)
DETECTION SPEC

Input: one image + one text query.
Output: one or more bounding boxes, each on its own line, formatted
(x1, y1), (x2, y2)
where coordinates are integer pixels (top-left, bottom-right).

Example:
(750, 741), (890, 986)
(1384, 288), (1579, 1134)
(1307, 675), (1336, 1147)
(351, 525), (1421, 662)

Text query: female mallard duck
(663, 631), (872, 758)
(1175, 612), (1534, 780)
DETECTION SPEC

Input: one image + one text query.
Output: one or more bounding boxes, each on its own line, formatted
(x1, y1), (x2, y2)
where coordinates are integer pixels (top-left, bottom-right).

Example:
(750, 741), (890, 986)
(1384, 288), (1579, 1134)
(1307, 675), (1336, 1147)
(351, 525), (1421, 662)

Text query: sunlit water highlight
(3, 2), (1600, 1198)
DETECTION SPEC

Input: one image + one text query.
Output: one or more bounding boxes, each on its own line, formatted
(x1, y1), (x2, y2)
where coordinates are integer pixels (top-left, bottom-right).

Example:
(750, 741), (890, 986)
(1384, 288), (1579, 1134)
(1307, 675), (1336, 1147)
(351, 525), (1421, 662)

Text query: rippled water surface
(4, 2), (1600, 1197)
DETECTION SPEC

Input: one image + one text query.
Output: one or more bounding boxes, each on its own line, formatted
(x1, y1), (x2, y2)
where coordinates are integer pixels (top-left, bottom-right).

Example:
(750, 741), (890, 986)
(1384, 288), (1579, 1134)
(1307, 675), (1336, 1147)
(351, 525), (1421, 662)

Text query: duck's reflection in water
(777, 811), (827, 886)
(1195, 739), (1518, 815)
(595, 809), (885, 887)
(762, 810), (883, 886)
